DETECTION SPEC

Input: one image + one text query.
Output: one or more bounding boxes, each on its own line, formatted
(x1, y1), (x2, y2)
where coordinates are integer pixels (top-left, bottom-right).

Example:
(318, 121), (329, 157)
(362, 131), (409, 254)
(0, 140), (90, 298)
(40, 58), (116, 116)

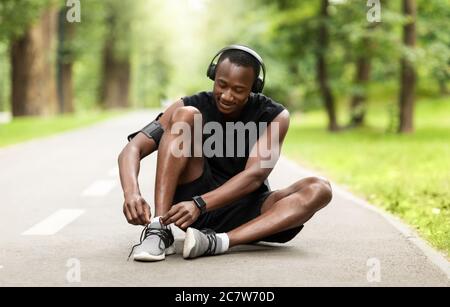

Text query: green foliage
(2, 0), (448, 113)
(102, 0), (135, 60)
(0, 0), (51, 41)
(417, 0), (450, 85)
(71, 0), (107, 110)
(73, 0), (146, 109)
(130, 0), (175, 107)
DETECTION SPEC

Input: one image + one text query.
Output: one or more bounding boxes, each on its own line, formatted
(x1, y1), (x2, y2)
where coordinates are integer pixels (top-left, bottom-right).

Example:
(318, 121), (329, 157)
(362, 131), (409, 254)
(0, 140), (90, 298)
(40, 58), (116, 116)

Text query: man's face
(213, 58), (255, 118)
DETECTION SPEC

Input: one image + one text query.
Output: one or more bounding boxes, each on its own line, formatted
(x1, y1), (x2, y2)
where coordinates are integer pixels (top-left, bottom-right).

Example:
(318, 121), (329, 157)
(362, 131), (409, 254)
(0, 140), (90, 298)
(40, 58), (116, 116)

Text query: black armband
(127, 112), (164, 146)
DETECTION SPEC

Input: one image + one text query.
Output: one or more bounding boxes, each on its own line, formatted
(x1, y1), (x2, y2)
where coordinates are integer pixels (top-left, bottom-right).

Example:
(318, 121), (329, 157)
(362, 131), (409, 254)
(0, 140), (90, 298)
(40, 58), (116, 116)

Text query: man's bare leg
(154, 106), (203, 217)
(227, 177), (332, 247)
(182, 177), (332, 259)
(130, 106), (204, 261)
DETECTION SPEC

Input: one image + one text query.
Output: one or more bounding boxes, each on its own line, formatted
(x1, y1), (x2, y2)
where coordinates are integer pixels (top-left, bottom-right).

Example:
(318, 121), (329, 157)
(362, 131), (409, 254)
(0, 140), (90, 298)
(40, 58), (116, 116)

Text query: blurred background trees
(0, 0), (448, 133)
(0, 0), (448, 255)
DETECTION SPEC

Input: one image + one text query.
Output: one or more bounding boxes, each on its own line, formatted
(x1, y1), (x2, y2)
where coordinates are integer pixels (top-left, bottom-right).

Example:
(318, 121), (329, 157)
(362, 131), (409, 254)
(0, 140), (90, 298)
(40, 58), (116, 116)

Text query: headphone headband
(207, 45), (266, 93)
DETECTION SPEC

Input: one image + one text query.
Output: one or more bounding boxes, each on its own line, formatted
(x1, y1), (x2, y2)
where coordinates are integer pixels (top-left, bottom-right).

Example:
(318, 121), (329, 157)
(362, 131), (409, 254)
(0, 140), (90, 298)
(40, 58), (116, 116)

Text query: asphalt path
(0, 110), (448, 286)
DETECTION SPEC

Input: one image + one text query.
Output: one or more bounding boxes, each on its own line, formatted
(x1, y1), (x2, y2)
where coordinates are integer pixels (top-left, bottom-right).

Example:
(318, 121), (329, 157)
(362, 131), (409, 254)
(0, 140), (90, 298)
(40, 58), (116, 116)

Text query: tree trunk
(11, 8), (58, 117)
(100, 38), (130, 109)
(316, 0), (339, 131)
(99, 1), (132, 109)
(438, 79), (448, 95)
(59, 62), (74, 112)
(349, 55), (371, 127)
(348, 21), (378, 128)
(57, 8), (76, 114)
(398, 0), (417, 133)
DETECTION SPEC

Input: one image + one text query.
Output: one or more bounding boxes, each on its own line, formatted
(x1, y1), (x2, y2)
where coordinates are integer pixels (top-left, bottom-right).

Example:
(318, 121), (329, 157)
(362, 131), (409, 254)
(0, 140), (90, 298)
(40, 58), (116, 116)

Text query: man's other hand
(123, 193), (151, 225)
(161, 201), (200, 230)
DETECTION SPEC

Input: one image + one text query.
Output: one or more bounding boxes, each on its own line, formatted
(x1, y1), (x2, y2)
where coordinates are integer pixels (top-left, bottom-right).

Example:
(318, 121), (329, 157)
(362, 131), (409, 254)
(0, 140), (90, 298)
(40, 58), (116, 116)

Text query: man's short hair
(217, 49), (261, 81)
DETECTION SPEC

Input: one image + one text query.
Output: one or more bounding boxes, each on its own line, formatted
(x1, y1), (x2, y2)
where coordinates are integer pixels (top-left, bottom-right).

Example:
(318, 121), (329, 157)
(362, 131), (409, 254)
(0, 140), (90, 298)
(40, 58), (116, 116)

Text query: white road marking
(82, 180), (117, 197)
(22, 209), (85, 236)
(108, 167), (119, 177)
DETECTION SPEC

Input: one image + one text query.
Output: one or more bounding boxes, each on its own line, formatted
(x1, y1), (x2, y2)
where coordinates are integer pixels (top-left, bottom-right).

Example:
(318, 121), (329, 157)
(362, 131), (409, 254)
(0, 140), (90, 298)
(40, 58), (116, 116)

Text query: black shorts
(173, 160), (304, 243)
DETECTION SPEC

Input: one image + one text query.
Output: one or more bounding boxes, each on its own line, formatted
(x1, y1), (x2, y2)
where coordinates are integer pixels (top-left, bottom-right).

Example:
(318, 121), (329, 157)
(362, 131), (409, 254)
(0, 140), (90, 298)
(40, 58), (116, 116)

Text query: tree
(348, 53), (371, 127)
(0, 0), (60, 117)
(317, 0), (339, 131)
(418, 0), (450, 96)
(99, 0), (134, 109)
(346, 16), (380, 128)
(10, 5), (59, 116)
(56, 6), (77, 113)
(398, 0), (417, 133)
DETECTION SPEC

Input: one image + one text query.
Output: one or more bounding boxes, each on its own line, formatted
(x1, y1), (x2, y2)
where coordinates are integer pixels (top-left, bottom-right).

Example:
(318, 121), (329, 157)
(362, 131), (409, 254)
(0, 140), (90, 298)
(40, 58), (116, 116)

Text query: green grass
(284, 96), (450, 257)
(0, 110), (125, 148)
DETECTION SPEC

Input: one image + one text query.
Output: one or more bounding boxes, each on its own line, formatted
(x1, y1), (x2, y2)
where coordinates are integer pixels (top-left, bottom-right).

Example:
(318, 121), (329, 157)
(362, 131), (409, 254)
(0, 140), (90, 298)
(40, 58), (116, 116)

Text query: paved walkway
(0, 110), (448, 286)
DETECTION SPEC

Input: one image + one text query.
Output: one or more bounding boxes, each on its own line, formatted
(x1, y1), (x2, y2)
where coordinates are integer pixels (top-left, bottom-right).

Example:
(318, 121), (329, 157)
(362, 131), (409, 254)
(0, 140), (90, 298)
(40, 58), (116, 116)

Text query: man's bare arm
(201, 110), (290, 212)
(118, 99), (183, 225)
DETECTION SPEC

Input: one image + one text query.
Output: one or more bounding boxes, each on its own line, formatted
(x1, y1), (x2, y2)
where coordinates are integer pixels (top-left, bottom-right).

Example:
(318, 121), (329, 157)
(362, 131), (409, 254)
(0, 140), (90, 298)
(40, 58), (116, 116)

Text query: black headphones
(206, 45), (266, 93)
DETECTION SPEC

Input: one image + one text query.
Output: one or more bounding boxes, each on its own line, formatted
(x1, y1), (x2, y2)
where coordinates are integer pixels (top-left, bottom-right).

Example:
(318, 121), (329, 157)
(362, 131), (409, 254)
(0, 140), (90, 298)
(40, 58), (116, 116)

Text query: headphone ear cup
(252, 77), (263, 93)
(207, 64), (216, 80)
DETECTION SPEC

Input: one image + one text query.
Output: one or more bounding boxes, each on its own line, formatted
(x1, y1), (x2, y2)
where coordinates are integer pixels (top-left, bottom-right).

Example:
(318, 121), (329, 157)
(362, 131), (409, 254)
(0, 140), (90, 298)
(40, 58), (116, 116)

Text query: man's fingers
(161, 214), (172, 225)
(135, 202), (145, 225)
(160, 212), (168, 223)
(180, 219), (193, 230)
(175, 215), (191, 229)
(123, 205), (134, 224)
(142, 204), (151, 224)
(161, 207), (178, 225)
(161, 207), (174, 221)
(124, 207), (139, 225)
(127, 204), (140, 224)
(167, 211), (185, 225)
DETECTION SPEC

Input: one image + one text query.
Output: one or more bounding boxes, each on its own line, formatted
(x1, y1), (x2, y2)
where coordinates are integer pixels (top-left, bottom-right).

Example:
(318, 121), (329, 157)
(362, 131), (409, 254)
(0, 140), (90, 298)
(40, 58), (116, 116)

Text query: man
(118, 45), (332, 262)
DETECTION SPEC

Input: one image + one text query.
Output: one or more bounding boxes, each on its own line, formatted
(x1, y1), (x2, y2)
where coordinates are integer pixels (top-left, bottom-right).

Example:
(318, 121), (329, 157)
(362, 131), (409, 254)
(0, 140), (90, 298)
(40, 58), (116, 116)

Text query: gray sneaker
(128, 220), (175, 262)
(183, 228), (221, 259)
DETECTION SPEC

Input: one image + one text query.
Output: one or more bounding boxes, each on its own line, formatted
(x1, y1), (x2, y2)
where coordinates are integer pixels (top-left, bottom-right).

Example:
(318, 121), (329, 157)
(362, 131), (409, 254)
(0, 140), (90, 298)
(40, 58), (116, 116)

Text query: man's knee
(309, 177), (332, 206)
(166, 106), (203, 158)
(169, 106), (201, 128)
(293, 177), (333, 209)
(316, 177), (332, 205)
(303, 177), (331, 196)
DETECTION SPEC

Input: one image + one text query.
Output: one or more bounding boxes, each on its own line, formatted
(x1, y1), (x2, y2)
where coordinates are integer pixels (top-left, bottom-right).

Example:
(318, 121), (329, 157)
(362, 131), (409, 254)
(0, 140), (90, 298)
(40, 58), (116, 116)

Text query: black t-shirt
(182, 91), (285, 193)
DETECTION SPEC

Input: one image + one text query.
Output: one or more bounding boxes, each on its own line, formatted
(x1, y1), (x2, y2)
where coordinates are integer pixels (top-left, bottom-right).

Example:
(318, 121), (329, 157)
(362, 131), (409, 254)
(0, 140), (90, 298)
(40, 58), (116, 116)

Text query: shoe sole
(183, 228), (196, 259)
(133, 245), (176, 262)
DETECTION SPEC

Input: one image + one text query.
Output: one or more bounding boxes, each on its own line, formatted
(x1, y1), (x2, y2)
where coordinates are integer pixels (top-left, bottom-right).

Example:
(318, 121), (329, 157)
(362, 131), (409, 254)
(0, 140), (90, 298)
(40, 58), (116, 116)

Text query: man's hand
(161, 201), (200, 229)
(123, 193), (151, 225)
